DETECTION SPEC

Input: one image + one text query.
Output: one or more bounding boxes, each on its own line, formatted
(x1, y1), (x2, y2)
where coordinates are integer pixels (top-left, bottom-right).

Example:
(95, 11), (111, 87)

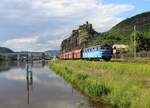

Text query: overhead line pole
(134, 25), (136, 59)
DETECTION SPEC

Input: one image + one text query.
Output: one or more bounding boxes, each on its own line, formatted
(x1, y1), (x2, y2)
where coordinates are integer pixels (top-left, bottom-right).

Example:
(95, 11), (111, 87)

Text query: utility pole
(133, 25), (136, 58)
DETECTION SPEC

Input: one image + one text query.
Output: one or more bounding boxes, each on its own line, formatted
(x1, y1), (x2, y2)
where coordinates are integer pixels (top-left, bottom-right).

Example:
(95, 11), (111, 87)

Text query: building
(112, 44), (129, 54)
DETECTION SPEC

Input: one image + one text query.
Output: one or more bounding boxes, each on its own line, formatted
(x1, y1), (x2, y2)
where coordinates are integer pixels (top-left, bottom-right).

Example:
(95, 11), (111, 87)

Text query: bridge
(0, 52), (48, 61)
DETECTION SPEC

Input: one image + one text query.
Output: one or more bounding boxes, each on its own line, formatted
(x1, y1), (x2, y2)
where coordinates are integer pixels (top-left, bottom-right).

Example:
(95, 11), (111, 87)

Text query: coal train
(59, 45), (113, 61)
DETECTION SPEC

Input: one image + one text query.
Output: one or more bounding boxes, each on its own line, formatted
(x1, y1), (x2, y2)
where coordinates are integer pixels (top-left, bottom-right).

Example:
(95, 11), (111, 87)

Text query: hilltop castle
(61, 21), (96, 52)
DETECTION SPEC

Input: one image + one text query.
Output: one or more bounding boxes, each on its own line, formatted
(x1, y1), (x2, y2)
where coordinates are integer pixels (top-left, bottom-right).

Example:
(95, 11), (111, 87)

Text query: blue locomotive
(59, 45), (113, 61)
(82, 45), (112, 61)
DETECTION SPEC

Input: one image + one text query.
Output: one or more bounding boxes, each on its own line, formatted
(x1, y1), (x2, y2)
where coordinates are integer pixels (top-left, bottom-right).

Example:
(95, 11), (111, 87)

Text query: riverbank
(49, 60), (150, 108)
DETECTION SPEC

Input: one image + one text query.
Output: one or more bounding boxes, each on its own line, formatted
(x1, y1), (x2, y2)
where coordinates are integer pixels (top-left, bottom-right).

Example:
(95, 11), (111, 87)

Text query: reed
(49, 60), (150, 108)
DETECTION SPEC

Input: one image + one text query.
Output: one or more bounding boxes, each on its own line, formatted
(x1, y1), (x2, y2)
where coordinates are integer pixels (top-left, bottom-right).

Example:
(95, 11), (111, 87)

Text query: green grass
(49, 60), (150, 108)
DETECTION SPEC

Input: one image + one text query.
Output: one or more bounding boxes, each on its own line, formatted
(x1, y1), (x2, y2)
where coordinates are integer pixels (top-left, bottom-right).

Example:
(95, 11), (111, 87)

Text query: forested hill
(0, 47), (14, 53)
(112, 11), (150, 31)
(88, 11), (150, 51)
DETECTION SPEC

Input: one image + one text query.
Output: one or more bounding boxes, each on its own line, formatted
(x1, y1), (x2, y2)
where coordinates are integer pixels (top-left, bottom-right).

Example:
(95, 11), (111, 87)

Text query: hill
(61, 11), (150, 52)
(0, 47), (14, 53)
(88, 11), (150, 51)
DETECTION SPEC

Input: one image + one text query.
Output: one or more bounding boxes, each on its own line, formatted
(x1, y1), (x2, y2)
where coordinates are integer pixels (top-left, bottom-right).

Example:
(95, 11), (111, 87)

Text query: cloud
(0, 0), (134, 51)
(0, 35), (62, 52)
(48, 40), (62, 47)
(0, 36), (39, 51)
(5, 36), (38, 45)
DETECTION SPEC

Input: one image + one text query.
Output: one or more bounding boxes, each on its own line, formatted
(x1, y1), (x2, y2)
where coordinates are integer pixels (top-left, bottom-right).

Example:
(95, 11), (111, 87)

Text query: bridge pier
(17, 54), (20, 61)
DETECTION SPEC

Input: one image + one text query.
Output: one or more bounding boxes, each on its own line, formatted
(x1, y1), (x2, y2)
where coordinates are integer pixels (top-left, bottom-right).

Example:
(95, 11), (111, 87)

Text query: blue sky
(103, 0), (150, 17)
(0, 0), (149, 51)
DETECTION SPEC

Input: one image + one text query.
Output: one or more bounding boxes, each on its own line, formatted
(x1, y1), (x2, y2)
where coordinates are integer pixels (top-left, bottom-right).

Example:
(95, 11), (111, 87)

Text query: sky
(0, 0), (149, 52)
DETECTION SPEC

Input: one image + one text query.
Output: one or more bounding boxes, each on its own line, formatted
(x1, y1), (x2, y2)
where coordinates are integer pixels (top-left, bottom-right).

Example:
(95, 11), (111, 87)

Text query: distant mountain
(0, 47), (14, 53)
(45, 50), (60, 57)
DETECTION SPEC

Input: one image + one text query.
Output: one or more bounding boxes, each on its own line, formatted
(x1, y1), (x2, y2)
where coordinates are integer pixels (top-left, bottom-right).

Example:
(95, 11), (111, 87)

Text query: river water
(0, 61), (112, 108)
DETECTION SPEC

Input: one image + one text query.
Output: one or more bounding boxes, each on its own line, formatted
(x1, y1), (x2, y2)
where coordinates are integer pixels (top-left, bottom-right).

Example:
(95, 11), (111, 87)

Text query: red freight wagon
(59, 49), (82, 60)
(68, 51), (73, 59)
(64, 52), (68, 59)
(73, 49), (82, 59)
(60, 52), (70, 59)
(63, 53), (66, 59)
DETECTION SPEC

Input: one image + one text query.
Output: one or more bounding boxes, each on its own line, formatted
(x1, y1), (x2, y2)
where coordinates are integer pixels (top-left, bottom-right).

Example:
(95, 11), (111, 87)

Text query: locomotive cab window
(107, 47), (110, 50)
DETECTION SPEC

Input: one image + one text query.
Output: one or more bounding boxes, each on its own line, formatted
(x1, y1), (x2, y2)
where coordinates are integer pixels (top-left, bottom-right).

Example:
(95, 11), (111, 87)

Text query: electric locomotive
(59, 45), (112, 61)
(82, 45), (112, 61)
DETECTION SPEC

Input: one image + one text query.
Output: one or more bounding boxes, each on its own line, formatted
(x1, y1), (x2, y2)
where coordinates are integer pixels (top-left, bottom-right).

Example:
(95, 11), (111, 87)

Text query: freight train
(59, 45), (113, 61)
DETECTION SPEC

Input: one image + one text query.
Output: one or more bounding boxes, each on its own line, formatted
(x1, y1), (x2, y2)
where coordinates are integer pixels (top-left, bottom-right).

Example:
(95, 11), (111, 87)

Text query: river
(0, 61), (112, 108)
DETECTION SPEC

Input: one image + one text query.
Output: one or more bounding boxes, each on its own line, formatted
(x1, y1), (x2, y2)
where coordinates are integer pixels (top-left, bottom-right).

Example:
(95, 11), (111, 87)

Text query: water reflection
(19, 61), (26, 69)
(42, 60), (46, 67)
(26, 63), (33, 104)
(0, 61), (26, 72)
(0, 61), (113, 108)
(0, 62), (13, 72)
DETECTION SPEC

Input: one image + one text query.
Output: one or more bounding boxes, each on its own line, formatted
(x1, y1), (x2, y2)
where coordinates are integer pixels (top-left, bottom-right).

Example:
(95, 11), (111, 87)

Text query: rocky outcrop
(61, 21), (97, 52)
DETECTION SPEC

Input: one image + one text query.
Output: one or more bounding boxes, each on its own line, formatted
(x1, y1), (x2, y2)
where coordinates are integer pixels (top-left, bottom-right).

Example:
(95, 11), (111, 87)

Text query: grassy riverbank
(49, 60), (150, 108)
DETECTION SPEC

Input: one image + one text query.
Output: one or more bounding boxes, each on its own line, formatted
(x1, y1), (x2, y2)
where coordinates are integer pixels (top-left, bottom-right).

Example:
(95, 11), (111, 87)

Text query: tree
(136, 32), (150, 51)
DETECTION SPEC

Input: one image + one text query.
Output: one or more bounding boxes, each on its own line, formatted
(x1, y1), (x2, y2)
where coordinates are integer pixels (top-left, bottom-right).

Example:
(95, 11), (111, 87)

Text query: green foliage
(76, 72), (88, 80)
(86, 12), (150, 51)
(88, 29), (150, 52)
(136, 32), (150, 51)
(49, 60), (150, 108)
